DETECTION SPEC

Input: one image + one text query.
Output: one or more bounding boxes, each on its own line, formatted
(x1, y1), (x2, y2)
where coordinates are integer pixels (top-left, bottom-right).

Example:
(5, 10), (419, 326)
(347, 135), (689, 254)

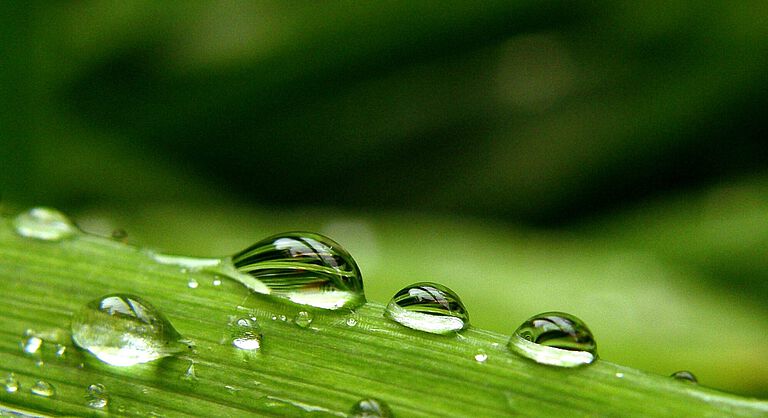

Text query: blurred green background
(2, 1), (767, 397)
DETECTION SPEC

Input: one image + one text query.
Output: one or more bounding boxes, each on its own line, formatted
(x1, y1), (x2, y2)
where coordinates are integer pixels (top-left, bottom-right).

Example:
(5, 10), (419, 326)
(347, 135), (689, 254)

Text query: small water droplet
(85, 383), (109, 408)
(671, 370), (698, 383)
(294, 311), (313, 328)
(13, 207), (77, 241)
(71, 294), (191, 366)
(507, 312), (597, 367)
(346, 317), (358, 327)
(474, 350), (488, 363)
(385, 282), (469, 334)
(4, 374), (19, 393)
(227, 232), (366, 310)
(30, 380), (54, 397)
(55, 344), (67, 358)
(213, 278), (222, 286)
(349, 398), (393, 418)
(187, 279), (199, 289)
(111, 228), (128, 241)
(615, 372), (624, 378)
(22, 335), (42, 354)
(182, 363), (198, 381)
(232, 317), (262, 350)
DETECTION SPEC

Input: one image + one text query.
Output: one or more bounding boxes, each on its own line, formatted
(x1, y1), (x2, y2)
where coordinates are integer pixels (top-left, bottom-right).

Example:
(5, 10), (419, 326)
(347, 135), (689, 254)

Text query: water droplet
(385, 282), (469, 334)
(187, 279), (199, 289)
(4, 374), (19, 393)
(615, 372), (624, 378)
(294, 311), (313, 328)
(346, 317), (358, 327)
(30, 380), (54, 397)
(232, 317), (262, 350)
(55, 344), (67, 358)
(474, 350), (488, 363)
(507, 312), (597, 367)
(22, 335), (42, 354)
(111, 228), (128, 241)
(213, 278), (222, 286)
(85, 383), (109, 408)
(349, 398), (393, 418)
(13, 207), (77, 241)
(227, 232), (365, 310)
(71, 294), (191, 366)
(671, 370), (698, 383)
(182, 363), (198, 381)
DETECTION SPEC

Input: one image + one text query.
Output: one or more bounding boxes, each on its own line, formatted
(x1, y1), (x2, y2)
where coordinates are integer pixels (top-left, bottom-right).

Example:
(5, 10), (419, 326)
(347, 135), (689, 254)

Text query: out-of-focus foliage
(1, 1), (767, 397)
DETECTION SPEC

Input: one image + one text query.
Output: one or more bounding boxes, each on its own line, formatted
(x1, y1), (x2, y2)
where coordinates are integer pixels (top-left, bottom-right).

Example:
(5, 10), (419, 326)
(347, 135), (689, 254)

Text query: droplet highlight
(671, 370), (698, 383)
(4, 374), (19, 394)
(22, 335), (42, 354)
(85, 383), (109, 409)
(228, 232), (365, 310)
(30, 380), (55, 397)
(232, 317), (262, 350)
(187, 278), (199, 289)
(71, 294), (190, 366)
(13, 207), (77, 241)
(507, 312), (597, 367)
(385, 282), (469, 334)
(349, 398), (393, 418)
(294, 311), (313, 328)
(474, 349), (488, 363)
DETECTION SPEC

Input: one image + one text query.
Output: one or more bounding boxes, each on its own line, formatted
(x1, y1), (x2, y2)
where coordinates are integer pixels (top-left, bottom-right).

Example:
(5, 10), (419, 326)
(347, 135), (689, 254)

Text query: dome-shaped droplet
(13, 207), (77, 241)
(4, 373), (19, 394)
(671, 370), (698, 383)
(71, 294), (190, 366)
(294, 311), (313, 328)
(30, 380), (54, 397)
(349, 398), (393, 418)
(507, 312), (597, 367)
(232, 317), (262, 350)
(384, 282), (469, 334)
(229, 232), (365, 310)
(85, 383), (109, 409)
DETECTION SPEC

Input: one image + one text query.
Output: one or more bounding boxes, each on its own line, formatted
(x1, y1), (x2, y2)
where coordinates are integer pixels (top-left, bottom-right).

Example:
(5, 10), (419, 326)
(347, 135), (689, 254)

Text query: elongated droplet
(71, 294), (190, 366)
(4, 374), (19, 393)
(228, 232), (365, 310)
(30, 381), (54, 397)
(350, 398), (393, 418)
(671, 370), (698, 383)
(384, 282), (469, 334)
(507, 312), (597, 367)
(13, 207), (77, 241)
(232, 317), (262, 350)
(294, 311), (313, 328)
(85, 383), (109, 408)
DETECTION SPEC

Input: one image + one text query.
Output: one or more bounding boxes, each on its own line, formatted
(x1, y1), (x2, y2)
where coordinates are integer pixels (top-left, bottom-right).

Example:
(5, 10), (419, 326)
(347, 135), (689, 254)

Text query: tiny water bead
(4, 374), (19, 393)
(294, 311), (313, 328)
(71, 294), (191, 366)
(228, 232), (365, 310)
(349, 398), (393, 418)
(30, 380), (54, 397)
(385, 282), (469, 334)
(507, 312), (597, 368)
(85, 383), (109, 409)
(232, 317), (262, 350)
(187, 278), (199, 289)
(671, 370), (698, 383)
(13, 207), (78, 241)
(474, 349), (488, 363)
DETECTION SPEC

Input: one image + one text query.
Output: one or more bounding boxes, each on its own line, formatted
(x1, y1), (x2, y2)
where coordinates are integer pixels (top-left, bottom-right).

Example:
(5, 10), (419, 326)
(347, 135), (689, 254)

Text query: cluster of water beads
(70, 294), (191, 366)
(384, 282), (469, 334)
(12, 207), (78, 241)
(349, 398), (393, 418)
(507, 312), (598, 368)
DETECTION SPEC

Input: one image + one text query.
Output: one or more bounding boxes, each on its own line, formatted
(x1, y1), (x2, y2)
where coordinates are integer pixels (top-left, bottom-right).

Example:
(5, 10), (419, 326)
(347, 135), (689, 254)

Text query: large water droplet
(30, 380), (54, 397)
(671, 370), (698, 383)
(232, 317), (262, 350)
(349, 398), (393, 418)
(4, 374), (19, 394)
(71, 294), (190, 366)
(294, 311), (313, 328)
(384, 282), (469, 334)
(22, 334), (42, 354)
(228, 232), (365, 310)
(13, 207), (77, 241)
(85, 383), (109, 409)
(507, 312), (597, 367)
